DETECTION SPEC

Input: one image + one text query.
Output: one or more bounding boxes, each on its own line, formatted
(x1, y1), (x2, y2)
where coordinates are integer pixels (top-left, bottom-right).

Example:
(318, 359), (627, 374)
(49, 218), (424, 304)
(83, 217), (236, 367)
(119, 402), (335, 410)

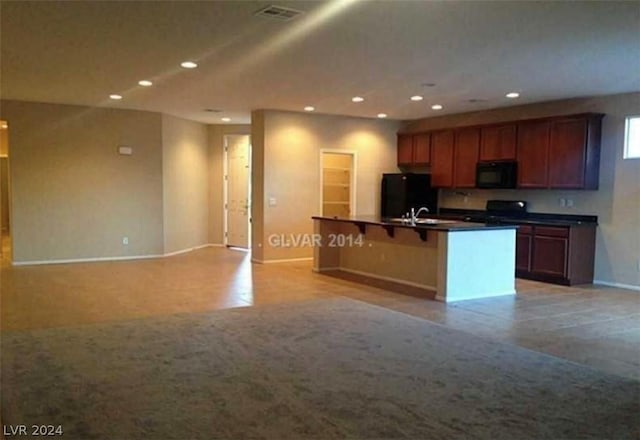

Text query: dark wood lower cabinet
(515, 224), (596, 285)
(515, 226), (532, 272)
(531, 235), (568, 278)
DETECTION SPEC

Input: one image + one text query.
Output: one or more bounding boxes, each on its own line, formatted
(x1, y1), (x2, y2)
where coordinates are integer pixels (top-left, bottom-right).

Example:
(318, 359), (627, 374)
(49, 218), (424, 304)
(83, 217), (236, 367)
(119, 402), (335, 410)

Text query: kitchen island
(312, 215), (518, 302)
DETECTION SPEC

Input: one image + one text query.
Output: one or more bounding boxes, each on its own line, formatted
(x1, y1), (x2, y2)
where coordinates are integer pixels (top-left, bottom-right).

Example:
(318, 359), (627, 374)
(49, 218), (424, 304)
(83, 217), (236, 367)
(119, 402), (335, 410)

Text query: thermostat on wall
(118, 146), (133, 155)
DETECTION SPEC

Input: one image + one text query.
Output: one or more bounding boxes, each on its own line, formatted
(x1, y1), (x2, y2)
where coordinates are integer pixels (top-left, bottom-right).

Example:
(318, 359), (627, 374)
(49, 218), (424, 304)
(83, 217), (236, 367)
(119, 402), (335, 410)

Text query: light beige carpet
(2, 298), (638, 439)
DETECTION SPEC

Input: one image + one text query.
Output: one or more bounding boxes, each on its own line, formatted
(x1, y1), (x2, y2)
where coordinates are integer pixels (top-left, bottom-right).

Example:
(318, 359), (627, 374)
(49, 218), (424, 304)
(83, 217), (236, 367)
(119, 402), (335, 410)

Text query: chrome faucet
(407, 206), (430, 225)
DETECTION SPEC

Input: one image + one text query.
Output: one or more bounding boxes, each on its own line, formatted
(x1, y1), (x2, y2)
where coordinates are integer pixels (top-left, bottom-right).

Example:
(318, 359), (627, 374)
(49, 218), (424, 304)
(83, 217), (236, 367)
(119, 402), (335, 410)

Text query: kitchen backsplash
(439, 189), (604, 215)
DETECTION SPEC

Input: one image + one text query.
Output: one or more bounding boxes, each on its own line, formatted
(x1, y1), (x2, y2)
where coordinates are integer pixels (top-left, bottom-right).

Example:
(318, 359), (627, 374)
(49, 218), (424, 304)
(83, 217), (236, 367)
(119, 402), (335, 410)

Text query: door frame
(319, 149), (357, 216)
(0, 119), (12, 262)
(223, 134), (252, 248)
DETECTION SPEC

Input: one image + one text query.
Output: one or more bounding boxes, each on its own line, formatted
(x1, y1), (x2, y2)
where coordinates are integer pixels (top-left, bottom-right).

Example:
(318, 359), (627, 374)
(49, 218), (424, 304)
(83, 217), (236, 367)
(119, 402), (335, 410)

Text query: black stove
(463, 200), (528, 224)
(450, 200), (598, 226)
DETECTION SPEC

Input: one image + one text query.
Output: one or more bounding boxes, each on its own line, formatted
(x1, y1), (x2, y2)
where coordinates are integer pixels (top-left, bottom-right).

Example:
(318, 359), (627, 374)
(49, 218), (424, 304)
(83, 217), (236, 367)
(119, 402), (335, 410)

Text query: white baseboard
(12, 243), (224, 266)
(251, 257), (313, 264)
(337, 267), (437, 291)
(163, 243), (212, 257)
(593, 280), (640, 292)
(13, 254), (164, 266)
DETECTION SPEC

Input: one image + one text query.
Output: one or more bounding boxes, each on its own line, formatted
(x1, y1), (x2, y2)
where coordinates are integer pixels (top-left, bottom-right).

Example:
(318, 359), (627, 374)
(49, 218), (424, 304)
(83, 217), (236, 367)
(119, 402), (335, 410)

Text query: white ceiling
(1, 0), (639, 124)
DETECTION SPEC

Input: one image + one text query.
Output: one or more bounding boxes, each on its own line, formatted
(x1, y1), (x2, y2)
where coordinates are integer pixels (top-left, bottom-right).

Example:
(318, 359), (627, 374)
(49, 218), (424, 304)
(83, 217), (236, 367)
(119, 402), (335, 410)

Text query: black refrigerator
(380, 173), (438, 218)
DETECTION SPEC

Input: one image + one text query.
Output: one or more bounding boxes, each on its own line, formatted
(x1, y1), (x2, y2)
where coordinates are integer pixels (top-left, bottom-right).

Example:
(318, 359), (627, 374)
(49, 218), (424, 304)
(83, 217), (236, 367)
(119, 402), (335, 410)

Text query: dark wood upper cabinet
(480, 124), (517, 161)
(397, 133), (431, 166)
(397, 112), (603, 190)
(413, 133), (431, 165)
(431, 130), (455, 188)
(548, 115), (602, 190)
(517, 114), (603, 190)
(454, 128), (480, 188)
(549, 118), (587, 188)
(397, 134), (413, 166)
(517, 120), (551, 188)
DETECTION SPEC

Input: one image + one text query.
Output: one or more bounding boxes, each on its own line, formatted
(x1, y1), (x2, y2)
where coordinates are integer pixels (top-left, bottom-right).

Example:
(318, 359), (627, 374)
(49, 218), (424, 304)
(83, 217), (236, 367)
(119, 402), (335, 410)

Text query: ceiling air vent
(254, 5), (304, 21)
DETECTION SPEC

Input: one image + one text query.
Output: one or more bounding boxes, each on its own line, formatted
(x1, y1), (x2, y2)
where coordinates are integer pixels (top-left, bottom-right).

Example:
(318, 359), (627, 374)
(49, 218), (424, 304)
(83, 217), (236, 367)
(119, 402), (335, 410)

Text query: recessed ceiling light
(0, 123), (7, 129)
(304, 106), (315, 112)
(377, 113), (387, 118)
(138, 80), (153, 87)
(410, 95), (423, 101)
(431, 104), (443, 110)
(351, 96), (364, 103)
(506, 92), (520, 99)
(109, 94), (122, 100)
(181, 61), (198, 69)
(221, 117), (231, 122)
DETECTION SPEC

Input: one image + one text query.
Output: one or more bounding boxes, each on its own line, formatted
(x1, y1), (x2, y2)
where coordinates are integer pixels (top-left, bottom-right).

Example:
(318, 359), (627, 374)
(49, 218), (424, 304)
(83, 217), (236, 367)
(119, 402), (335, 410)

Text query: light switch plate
(268, 197), (277, 207)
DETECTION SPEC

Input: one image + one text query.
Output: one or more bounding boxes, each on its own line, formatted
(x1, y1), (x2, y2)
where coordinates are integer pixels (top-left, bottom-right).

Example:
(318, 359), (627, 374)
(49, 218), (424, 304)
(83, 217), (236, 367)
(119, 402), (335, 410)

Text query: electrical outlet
(559, 198), (566, 207)
(122, 237), (129, 245)
(566, 199), (574, 208)
(637, 259), (640, 272)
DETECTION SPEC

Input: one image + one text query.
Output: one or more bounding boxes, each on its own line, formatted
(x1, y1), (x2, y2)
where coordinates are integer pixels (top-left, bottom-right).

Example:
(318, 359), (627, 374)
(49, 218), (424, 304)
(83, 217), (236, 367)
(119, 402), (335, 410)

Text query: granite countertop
(437, 208), (598, 227)
(312, 215), (519, 232)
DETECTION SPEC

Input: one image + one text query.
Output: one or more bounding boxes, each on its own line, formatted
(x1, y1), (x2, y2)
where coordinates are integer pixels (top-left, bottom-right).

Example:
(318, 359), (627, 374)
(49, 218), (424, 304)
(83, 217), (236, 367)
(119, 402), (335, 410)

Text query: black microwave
(476, 161), (518, 188)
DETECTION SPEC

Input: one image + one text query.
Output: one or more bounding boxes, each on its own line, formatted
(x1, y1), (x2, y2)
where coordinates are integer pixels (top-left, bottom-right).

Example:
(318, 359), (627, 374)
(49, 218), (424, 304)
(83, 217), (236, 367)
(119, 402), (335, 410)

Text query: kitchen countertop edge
(312, 216), (519, 232)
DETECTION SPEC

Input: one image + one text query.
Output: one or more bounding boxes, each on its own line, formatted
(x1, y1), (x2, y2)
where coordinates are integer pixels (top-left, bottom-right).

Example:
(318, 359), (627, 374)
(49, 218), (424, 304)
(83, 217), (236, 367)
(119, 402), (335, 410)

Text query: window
(624, 116), (640, 159)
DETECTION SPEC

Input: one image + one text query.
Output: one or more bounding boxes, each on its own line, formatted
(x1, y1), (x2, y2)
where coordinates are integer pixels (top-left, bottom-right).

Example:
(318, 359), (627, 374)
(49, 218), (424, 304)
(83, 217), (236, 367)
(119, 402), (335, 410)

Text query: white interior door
(226, 135), (250, 248)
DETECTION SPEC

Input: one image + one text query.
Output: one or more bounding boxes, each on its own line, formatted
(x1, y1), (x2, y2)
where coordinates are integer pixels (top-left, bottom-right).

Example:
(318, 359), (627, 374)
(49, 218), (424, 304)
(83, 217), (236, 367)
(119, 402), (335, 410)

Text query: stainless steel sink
(384, 218), (457, 225)
(414, 218), (457, 225)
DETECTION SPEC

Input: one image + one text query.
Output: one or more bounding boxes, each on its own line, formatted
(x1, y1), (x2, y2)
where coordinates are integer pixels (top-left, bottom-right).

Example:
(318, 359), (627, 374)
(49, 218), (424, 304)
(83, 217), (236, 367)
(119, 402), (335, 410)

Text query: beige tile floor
(1, 242), (639, 380)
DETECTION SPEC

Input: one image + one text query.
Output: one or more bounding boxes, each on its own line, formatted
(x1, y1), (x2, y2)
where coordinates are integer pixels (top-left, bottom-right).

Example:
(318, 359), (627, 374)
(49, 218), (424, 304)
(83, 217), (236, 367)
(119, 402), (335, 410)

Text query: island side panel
(337, 224), (439, 291)
(437, 229), (516, 302)
(313, 219), (342, 272)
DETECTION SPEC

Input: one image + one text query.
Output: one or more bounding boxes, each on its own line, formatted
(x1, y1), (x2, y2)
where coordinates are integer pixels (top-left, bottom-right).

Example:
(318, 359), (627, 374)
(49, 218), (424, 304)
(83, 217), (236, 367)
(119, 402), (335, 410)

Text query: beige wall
(162, 115), (209, 253)
(0, 100), (165, 262)
(403, 92), (640, 288)
(250, 113), (265, 262)
(252, 110), (401, 262)
(207, 124), (251, 245)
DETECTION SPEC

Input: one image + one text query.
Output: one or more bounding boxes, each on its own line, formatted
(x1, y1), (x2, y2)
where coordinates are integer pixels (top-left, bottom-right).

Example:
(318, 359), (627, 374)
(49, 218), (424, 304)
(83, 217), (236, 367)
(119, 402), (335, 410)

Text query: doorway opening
(320, 150), (356, 217)
(0, 120), (11, 262)
(224, 134), (251, 249)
